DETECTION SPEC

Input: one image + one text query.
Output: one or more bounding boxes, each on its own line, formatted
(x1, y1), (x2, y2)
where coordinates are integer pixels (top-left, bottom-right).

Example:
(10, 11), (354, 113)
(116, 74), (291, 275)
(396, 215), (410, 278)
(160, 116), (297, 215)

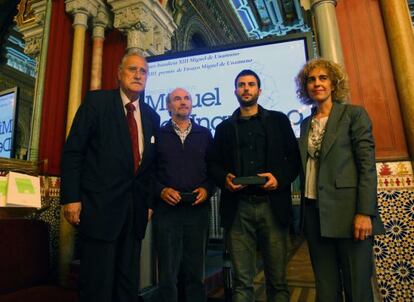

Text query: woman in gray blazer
(295, 58), (384, 302)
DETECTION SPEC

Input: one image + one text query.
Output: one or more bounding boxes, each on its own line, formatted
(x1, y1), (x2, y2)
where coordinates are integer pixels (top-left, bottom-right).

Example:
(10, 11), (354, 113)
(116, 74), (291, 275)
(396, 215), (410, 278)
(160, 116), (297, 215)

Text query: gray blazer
(298, 101), (384, 238)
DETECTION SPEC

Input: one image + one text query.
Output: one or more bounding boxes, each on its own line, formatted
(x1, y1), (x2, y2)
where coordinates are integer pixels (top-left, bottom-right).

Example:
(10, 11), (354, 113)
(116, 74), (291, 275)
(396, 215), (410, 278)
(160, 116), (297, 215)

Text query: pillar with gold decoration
(379, 0), (414, 162)
(60, 0), (100, 286)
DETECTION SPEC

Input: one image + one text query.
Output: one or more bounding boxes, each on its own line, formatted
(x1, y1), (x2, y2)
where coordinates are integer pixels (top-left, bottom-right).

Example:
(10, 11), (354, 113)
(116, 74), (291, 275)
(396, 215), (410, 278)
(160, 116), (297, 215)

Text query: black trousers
(79, 209), (142, 302)
(304, 202), (374, 302)
(154, 204), (209, 302)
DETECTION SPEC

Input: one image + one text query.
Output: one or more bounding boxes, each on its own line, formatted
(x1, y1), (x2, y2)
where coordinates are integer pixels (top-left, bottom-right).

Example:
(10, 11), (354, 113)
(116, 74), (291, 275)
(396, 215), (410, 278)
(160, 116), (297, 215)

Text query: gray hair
(118, 48), (147, 70)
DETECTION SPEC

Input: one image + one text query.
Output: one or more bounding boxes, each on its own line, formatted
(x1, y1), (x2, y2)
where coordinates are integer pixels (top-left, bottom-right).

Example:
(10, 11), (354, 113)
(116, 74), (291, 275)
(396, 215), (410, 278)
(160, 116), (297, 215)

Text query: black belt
(239, 194), (269, 204)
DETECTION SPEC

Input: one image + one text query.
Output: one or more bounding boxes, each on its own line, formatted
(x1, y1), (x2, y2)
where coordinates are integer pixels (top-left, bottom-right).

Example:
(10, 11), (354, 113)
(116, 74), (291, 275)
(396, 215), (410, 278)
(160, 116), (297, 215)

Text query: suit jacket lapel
(299, 117), (311, 175)
(319, 102), (346, 161)
(228, 118), (241, 176)
(263, 110), (280, 167)
(138, 101), (152, 172)
(113, 90), (134, 171)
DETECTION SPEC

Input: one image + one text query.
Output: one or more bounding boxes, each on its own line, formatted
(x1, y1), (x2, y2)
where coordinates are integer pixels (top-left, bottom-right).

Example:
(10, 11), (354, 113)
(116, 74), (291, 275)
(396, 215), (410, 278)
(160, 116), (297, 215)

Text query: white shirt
(120, 88), (144, 160)
(305, 116), (328, 199)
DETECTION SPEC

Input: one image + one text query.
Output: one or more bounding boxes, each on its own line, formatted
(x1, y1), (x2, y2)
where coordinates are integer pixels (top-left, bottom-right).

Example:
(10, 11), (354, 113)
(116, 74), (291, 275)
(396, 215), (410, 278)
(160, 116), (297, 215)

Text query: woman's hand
(353, 214), (372, 241)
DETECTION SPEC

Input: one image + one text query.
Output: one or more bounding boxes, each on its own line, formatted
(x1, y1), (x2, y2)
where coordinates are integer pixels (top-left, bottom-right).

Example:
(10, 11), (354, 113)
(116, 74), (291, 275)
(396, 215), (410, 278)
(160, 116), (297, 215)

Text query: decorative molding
(92, 4), (112, 39)
(377, 161), (413, 190)
(72, 11), (89, 27)
(65, 0), (100, 20)
(14, 0), (48, 58)
(24, 36), (42, 57)
(375, 160), (414, 301)
(230, 0), (309, 39)
(182, 14), (215, 48)
(15, 0), (36, 25)
(171, 0), (248, 51)
(111, 3), (151, 31)
(206, 1), (246, 40)
(310, 0), (337, 10)
(171, 0), (187, 25)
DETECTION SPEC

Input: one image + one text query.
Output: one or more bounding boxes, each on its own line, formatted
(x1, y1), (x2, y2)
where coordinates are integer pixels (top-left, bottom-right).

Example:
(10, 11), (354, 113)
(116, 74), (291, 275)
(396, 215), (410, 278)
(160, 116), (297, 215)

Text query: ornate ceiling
(229, 0), (310, 39)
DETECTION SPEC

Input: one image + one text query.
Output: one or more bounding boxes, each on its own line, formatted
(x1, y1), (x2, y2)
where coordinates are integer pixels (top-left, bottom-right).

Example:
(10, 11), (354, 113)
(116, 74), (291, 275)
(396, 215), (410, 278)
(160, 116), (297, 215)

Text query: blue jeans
(227, 200), (289, 302)
(154, 204), (209, 302)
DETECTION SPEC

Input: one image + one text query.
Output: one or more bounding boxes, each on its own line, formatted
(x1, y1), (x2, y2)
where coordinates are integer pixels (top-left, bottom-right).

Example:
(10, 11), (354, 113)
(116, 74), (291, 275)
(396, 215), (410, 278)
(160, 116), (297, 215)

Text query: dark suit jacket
(61, 89), (160, 241)
(298, 102), (384, 238)
(208, 106), (300, 229)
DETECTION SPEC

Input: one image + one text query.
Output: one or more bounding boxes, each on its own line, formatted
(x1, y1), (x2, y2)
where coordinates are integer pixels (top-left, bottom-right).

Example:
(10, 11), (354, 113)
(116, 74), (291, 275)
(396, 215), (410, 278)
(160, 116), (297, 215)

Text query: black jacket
(61, 89), (160, 241)
(208, 105), (300, 228)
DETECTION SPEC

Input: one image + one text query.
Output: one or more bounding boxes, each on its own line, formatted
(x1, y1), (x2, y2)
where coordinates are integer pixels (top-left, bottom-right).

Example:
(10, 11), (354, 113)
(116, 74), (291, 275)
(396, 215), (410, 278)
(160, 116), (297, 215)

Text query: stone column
(60, 0), (99, 286)
(310, 0), (344, 64)
(90, 5), (111, 90)
(379, 0), (414, 161)
(14, 0), (52, 161)
(65, 11), (87, 133)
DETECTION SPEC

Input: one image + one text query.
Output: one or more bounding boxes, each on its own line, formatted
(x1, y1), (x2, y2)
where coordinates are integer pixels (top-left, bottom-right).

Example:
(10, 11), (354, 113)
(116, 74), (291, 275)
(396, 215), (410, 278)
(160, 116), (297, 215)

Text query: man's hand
(225, 173), (244, 192)
(193, 187), (208, 205)
(63, 202), (81, 226)
(258, 172), (278, 191)
(353, 214), (372, 241)
(160, 187), (181, 206)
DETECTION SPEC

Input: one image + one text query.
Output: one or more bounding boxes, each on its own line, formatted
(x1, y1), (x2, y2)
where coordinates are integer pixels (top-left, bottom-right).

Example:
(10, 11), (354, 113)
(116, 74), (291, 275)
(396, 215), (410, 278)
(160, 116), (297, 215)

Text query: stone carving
(93, 4), (112, 28)
(14, 0), (48, 58)
(108, 0), (177, 54)
(92, 4), (112, 39)
(15, 0), (36, 26)
(24, 36), (42, 57)
(113, 5), (151, 32)
(65, 0), (99, 18)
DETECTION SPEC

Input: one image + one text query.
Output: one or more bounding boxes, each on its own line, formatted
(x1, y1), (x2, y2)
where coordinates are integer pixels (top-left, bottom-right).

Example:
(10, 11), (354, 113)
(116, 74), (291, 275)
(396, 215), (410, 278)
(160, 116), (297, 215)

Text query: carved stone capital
(73, 12), (89, 28)
(92, 4), (112, 38)
(110, 2), (152, 32)
(126, 30), (145, 51)
(108, 0), (177, 54)
(65, 0), (101, 27)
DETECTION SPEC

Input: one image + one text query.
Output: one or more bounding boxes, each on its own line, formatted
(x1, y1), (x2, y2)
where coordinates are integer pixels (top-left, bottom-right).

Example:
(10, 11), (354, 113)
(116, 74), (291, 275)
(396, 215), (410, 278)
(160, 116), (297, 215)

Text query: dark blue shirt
(155, 119), (214, 204)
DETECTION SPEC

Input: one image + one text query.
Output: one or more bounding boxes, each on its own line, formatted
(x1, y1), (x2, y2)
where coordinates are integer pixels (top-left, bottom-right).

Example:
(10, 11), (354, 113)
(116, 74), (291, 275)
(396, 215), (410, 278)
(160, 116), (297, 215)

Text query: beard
(236, 94), (259, 107)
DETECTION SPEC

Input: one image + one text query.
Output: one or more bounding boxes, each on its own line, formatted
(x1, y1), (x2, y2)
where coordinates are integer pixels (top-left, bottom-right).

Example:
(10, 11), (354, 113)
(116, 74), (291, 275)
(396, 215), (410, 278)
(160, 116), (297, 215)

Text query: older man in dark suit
(61, 50), (160, 302)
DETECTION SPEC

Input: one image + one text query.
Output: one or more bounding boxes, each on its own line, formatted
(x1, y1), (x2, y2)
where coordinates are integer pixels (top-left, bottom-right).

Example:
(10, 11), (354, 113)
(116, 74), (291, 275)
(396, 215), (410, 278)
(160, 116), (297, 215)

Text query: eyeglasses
(125, 66), (148, 76)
